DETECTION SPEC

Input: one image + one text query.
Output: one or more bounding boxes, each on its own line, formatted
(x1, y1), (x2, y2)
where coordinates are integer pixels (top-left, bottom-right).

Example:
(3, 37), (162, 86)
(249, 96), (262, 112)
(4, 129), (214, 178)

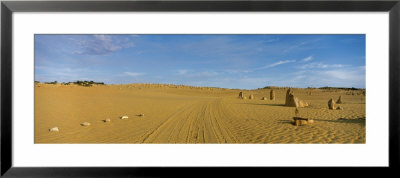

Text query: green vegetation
(73, 80), (105, 87)
(318, 86), (363, 90)
(262, 86), (364, 90)
(45, 81), (58, 85)
(262, 86), (289, 89)
(41, 80), (105, 87)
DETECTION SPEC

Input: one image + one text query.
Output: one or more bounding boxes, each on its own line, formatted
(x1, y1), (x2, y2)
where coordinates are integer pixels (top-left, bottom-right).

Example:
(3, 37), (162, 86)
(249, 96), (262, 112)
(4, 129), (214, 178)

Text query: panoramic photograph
(34, 34), (366, 144)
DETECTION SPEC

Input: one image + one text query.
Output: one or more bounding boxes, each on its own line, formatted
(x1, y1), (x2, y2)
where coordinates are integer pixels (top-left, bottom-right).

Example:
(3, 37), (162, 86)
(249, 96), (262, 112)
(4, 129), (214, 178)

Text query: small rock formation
(138, 114), (144, 117)
(298, 100), (309, 107)
(249, 94), (254, 100)
(293, 117), (314, 126)
(336, 96), (343, 104)
(295, 108), (299, 116)
(270, 90), (275, 100)
(337, 106), (343, 110)
(261, 97), (267, 100)
(285, 89), (308, 108)
(81, 122), (91, 126)
(49, 127), (59, 132)
(104, 118), (111, 122)
(285, 88), (294, 105)
(286, 94), (298, 107)
(120, 116), (129, 120)
(328, 98), (336, 110)
(238, 91), (244, 99)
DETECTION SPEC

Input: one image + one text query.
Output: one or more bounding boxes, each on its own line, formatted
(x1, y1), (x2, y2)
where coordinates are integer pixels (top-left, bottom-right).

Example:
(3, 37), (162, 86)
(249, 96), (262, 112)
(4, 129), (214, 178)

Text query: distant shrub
(45, 81), (58, 85)
(319, 86), (362, 90)
(72, 80), (104, 87)
(82, 83), (92, 87)
(263, 86), (289, 90)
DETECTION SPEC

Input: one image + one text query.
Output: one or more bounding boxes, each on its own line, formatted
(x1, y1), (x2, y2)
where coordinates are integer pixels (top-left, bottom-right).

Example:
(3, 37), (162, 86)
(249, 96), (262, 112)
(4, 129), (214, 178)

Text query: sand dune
(35, 84), (366, 143)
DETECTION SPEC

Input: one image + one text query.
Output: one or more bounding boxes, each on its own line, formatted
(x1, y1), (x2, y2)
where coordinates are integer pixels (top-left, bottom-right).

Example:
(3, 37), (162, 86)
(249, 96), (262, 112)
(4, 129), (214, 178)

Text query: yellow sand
(35, 84), (366, 144)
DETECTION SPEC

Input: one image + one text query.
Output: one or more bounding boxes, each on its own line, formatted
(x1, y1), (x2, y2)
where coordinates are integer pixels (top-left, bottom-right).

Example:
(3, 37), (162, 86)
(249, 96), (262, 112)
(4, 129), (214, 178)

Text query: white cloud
(294, 75), (305, 80)
(34, 66), (103, 83)
(265, 60), (296, 68)
(177, 69), (188, 75)
(302, 56), (313, 62)
(72, 35), (134, 55)
(298, 62), (348, 69)
(284, 38), (322, 53)
(123, 72), (145, 77)
(319, 69), (364, 81)
(286, 66), (365, 88)
(250, 59), (297, 71)
(93, 34), (110, 41)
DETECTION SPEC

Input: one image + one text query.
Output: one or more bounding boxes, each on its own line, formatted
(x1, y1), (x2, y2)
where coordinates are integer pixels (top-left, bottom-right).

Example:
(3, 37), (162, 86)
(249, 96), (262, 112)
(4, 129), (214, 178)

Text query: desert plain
(35, 83), (366, 144)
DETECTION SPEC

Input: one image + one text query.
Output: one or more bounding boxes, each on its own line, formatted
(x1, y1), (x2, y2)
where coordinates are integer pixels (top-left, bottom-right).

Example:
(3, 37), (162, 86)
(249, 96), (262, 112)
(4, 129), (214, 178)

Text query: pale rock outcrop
(104, 118), (111, 122)
(285, 89), (308, 108)
(328, 98), (336, 110)
(293, 117), (314, 126)
(49, 127), (59, 132)
(299, 100), (309, 107)
(249, 94), (255, 100)
(81, 122), (91, 126)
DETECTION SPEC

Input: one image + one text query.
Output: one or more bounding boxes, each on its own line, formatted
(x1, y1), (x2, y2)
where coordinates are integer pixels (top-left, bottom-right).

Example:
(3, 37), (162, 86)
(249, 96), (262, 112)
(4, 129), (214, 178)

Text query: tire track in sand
(138, 98), (238, 143)
(138, 102), (199, 143)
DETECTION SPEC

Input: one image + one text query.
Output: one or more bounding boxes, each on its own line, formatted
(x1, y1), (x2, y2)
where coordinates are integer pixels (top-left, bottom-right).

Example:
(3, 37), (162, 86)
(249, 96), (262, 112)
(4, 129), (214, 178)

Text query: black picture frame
(1, 0), (399, 177)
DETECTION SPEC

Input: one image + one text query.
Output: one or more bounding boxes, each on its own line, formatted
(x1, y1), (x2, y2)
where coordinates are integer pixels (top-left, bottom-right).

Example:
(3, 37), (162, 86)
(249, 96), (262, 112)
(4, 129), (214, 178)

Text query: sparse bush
(45, 81), (58, 85)
(72, 80), (104, 87)
(319, 86), (362, 90)
(82, 83), (92, 87)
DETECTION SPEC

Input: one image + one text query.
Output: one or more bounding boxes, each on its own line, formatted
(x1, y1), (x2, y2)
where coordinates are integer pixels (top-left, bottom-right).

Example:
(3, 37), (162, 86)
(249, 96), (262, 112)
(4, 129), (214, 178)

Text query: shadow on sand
(278, 120), (293, 125)
(239, 103), (286, 107)
(278, 117), (365, 126)
(314, 117), (365, 125)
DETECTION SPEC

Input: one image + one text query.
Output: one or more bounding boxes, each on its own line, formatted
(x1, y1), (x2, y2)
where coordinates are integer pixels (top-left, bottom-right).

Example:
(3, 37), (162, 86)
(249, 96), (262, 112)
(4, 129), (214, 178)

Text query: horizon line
(34, 81), (366, 90)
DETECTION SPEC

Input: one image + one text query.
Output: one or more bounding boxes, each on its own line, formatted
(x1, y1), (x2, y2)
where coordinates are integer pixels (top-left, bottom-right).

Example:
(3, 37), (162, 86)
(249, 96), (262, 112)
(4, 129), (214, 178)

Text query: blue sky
(35, 34), (365, 89)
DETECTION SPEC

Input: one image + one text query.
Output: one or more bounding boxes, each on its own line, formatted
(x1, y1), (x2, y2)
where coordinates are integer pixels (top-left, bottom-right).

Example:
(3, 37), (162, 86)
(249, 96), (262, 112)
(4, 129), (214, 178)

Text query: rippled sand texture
(35, 84), (366, 144)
